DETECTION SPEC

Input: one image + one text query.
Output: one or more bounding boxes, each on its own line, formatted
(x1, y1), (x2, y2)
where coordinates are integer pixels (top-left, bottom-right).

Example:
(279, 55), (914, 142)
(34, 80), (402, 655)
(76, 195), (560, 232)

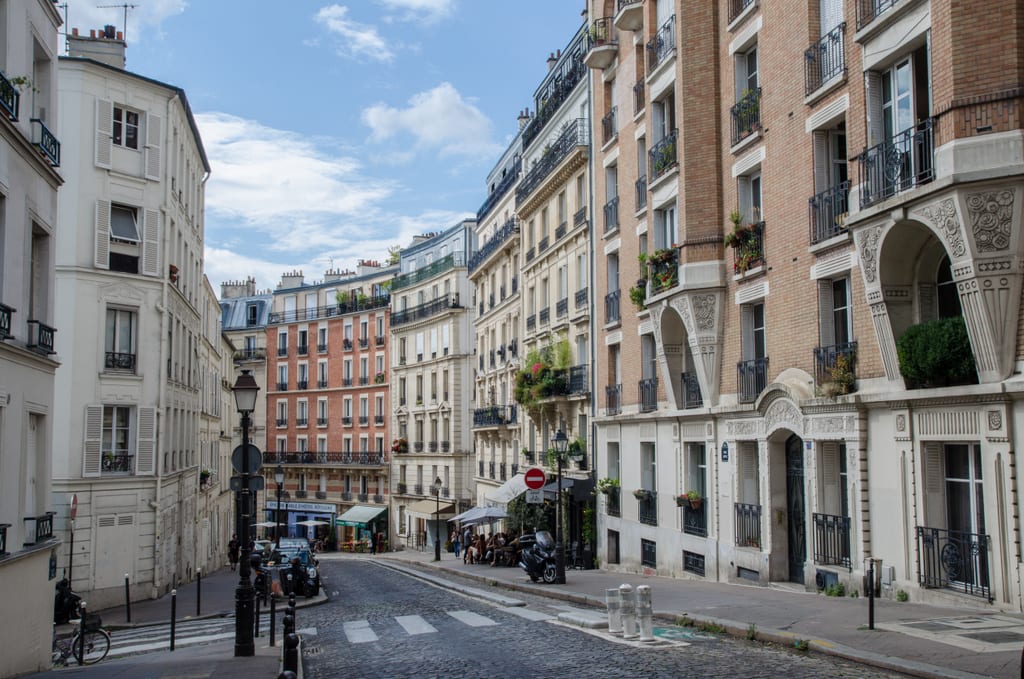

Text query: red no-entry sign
(524, 467), (546, 490)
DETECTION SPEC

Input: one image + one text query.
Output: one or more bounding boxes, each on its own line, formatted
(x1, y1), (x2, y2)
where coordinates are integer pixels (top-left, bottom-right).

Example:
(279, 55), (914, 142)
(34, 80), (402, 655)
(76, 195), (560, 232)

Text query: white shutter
(83, 405), (103, 477)
(95, 99), (112, 169)
(818, 279), (835, 347)
(812, 130), (829, 193)
(741, 444), (758, 503)
(922, 442), (945, 528)
(820, 0), (843, 34)
(94, 200), (111, 269)
(737, 176), (753, 224)
(820, 441), (840, 515)
(740, 305), (755, 361)
(442, 324), (450, 350)
(430, 328), (438, 355)
(136, 407), (156, 475)
(141, 208), (160, 276)
(144, 113), (162, 181)
(864, 71), (885, 149)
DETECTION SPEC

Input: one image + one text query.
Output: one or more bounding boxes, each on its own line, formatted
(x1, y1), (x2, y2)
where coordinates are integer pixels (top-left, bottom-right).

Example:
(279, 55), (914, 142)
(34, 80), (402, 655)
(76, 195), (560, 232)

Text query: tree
(387, 245), (401, 266)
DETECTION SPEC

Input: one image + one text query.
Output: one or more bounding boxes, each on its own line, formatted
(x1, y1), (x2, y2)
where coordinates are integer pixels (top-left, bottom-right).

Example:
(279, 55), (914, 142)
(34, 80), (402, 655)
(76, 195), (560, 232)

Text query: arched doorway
(786, 434), (806, 583)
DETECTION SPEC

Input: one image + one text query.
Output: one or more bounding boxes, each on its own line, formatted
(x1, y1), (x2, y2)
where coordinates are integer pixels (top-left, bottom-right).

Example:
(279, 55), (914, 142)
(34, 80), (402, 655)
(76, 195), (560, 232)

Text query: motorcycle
(250, 554), (271, 604)
(518, 530), (558, 584)
(280, 558), (320, 598)
(53, 576), (82, 624)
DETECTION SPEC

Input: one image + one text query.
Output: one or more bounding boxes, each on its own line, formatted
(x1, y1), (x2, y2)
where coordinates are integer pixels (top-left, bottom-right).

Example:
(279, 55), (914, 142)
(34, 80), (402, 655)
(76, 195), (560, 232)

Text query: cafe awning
(336, 505), (387, 527)
(406, 499), (456, 517)
(485, 473), (528, 506)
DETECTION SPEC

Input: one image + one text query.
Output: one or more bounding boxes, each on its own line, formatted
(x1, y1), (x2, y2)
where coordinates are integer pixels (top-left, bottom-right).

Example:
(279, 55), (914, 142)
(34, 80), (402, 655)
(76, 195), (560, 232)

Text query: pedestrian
(370, 531), (377, 555)
(463, 526), (472, 563)
(228, 534), (240, 571)
(451, 530), (461, 559)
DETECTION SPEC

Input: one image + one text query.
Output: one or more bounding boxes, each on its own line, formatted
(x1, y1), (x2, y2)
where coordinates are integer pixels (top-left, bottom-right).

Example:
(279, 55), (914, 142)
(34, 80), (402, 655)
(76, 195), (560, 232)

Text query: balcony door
(786, 435), (807, 583)
(943, 444), (988, 590)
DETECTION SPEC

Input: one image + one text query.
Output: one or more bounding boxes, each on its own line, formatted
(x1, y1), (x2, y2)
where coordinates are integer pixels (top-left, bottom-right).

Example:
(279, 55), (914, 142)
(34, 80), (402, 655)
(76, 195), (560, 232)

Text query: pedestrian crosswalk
(339, 607), (550, 644)
(106, 618), (237, 659)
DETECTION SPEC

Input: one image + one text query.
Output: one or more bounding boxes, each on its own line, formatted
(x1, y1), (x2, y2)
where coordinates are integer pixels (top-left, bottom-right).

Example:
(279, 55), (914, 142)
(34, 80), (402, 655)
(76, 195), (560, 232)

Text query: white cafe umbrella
(253, 521), (278, 528)
(296, 519), (329, 527)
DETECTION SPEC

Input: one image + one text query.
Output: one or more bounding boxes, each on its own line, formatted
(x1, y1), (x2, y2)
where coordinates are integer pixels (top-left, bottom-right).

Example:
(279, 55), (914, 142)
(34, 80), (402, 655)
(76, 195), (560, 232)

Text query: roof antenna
(96, 3), (138, 42)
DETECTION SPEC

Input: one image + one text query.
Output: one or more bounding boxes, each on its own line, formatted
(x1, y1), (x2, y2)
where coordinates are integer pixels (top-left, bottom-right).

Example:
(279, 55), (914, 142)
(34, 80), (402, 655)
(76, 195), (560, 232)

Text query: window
(110, 205), (140, 242)
(936, 255), (962, 319)
(737, 170), (762, 224)
(810, 123), (849, 243)
(653, 203), (676, 250)
(247, 304), (259, 327)
(738, 301), (767, 402)
(742, 302), (766, 360)
(277, 363), (288, 390)
(105, 308), (136, 371)
(102, 406), (132, 471)
(113, 106), (139, 149)
(818, 277), (851, 349)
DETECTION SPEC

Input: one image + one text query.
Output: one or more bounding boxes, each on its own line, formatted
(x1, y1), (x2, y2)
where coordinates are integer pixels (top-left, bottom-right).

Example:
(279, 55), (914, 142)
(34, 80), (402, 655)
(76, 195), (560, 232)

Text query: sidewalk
(366, 548), (1021, 679)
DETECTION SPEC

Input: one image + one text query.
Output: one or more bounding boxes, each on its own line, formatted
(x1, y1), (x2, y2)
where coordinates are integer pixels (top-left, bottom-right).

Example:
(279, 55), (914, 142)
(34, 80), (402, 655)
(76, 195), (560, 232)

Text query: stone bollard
(620, 583), (638, 639)
(636, 585), (654, 642)
(283, 632), (300, 674)
(606, 588), (623, 635)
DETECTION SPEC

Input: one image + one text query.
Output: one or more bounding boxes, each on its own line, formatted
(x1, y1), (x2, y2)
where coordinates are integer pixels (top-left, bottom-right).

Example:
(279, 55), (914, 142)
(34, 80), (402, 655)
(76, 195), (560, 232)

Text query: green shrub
(897, 317), (977, 388)
(825, 582), (846, 597)
(896, 589), (909, 602)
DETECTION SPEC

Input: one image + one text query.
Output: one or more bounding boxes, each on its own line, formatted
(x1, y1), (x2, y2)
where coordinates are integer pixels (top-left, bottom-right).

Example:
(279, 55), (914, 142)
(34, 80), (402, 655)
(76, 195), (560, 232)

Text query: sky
(61, 0), (587, 294)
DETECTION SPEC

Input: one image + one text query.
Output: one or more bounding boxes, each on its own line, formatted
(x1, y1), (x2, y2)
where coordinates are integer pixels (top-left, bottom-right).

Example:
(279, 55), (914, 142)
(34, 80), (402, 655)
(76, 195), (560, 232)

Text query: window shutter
(144, 113), (162, 181)
(922, 442), (945, 528)
(94, 200), (111, 269)
(740, 304), (755, 361)
(136, 406), (156, 475)
(818, 279), (835, 347)
(864, 71), (884, 149)
(141, 208), (160, 276)
(820, 0), (842, 34)
(820, 441), (840, 515)
(83, 405), (103, 477)
(95, 99), (113, 169)
(737, 176), (753, 224)
(918, 283), (937, 323)
(741, 444), (758, 503)
(812, 130), (829, 193)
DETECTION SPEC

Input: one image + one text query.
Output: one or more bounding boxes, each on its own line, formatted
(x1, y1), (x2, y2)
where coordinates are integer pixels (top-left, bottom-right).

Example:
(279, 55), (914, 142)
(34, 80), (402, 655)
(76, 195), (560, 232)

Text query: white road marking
(502, 607), (555, 622)
(395, 615), (437, 635)
(447, 610), (498, 627)
(343, 619), (379, 643)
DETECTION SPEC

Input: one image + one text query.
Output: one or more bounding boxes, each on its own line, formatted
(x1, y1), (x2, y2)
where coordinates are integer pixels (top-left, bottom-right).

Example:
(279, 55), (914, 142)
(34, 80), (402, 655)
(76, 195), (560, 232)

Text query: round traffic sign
(524, 467), (546, 490)
(231, 444), (263, 474)
(69, 493), (78, 520)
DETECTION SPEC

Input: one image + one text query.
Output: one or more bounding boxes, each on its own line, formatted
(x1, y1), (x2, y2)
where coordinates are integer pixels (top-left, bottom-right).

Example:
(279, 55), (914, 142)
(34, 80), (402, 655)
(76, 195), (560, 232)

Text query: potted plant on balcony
(724, 209), (762, 274)
(633, 488), (652, 501)
(822, 351), (856, 397)
(628, 282), (646, 310)
(391, 437), (408, 454)
(676, 490), (702, 509)
(596, 477), (620, 495)
(199, 469), (212, 486)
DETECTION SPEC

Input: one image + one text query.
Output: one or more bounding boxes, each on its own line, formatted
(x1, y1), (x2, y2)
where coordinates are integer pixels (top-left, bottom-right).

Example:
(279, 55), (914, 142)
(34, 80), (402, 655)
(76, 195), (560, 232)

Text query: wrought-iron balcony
(858, 118), (935, 209)
(297, 380), (308, 390)
(373, 494), (384, 504)
(342, 491), (354, 501)
(414, 483), (425, 495)
(521, 30), (588, 149)
(681, 372), (703, 409)
(359, 415), (369, 426)
(294, 489), (308, 499)
(574, 207), (587, 228)
(649, 130), (678, 181)
(856, 0), (899, 31)
(732, 220), (765, 274)
(428, 441), (438, 452)
(391, 253), (466, 292)
(606, 489), (621, 517)
(814, 341), (858, 391)
(342, 416), (353, 426)
(27, 320), (55, 354)
(737, 357), (769, 404)
(575, 287), (588, 309)
(633, 79), (645, 115)
(317, 417), (327, 427)
(277, 346), (288, 357)
(526, 314), (536, 331)
(276, 417), (287, 427)
(730, 87), (762, 146)
(539, 307), (550, 325)
(25, 512), (55, 544)
(603, 195), (620, 234)
(585, 17), (618, 70)
(0, 71), (20, 121)
(441, 440), (451, 452)
(525, 247), (535, 263)
(569, 364), (588, 395)
(917, 525), (992, 601)
(538, 235), (549, 253)
(390, 293), (462, 327)
(682, 498), (708, 537)
(556, 297), (568, 318)
(555, 221), (567, 240)
(489, 461), (496, 479)
(343, 338), (353, 350)
(646, 15), (675, 74)
(473, 405), (517, 427)
(605, 383), (622, 415)
(637, 490), (658, 526)
(105, 351), (136, 372)
(376, 335), (385, 347)
(615, 0), (644, 31)
(268, 294), (390, 324)
(102, 454), (134, 474)
(374, 414), (385, 425)
(635, 175), (647, 211)
(276, 381), (288, 391)
(804, 23), (846, 95)
(30, 118), (60, 166)
(601, 106), (617, 145)
(813, 513), (851, 568)
(604, 289), (621, 324)
(396, 483), (407, 495)
(234, 348), (266, 362)
(647, 248), (678, 293)
(358, 376), (369, 385)
(478, 460), (485, 477)
(297, 343), (308, 355)
(809, 181), (850, 244)
(516, 119), (589, 206)
(295, 418), (308, 427)
(735, 502), (762, 548)
(638, 377), (658, 412)
(265, 450), (387, 466)
(477, 159), (522, 220)
(0, 302), (11, 340)
(728, 0), (755, 23)
(318, 342), (328, 353)
(359, 337), (369, 349)
(413, 442), (424, 452)
(316, 490), (328, 499)
(342, 377), (353, 386)
(317, 379), (328, 388)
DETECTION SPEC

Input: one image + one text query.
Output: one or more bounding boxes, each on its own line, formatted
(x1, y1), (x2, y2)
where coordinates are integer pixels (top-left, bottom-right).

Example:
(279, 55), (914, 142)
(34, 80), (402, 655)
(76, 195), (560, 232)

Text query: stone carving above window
(914, 198), (965, 257)
(966, 189), (1014, 252)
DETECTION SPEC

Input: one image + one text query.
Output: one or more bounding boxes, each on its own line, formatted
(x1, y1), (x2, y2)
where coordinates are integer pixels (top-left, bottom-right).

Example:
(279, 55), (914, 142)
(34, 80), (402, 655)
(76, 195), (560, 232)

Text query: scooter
(518, 530), (558, 584)
(53, 576), (82, 624)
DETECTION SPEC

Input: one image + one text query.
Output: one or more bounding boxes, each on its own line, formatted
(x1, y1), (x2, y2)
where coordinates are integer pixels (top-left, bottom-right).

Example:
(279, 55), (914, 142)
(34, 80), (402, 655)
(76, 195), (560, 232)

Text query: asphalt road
(301, 559), (910, 679)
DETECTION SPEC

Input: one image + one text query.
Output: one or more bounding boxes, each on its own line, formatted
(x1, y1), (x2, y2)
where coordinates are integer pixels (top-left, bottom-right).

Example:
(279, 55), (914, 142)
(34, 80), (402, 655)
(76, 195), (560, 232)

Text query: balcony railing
(264, 450), (387, 466)
(472, 405), (517, 427)
(358, 416), (368, 426)
(804, 23), (846, 95)
(646, 15), (675, 73)
(605, 383), (622, 415)
(297, 343), (308, 355)
(584, 17), (618, 70)
(683, 499), (708, 537)
(469, 217), (518, 272)
(526, 314), (536, 331)
(390, 293), (461, 327)
(601, 106), (617, 145)
(318, 342), (328, 353)
(635, 176), (647, 211)
(538, 235), (549, 253)
(733, 221), (765, 274)
(633, 79), (645, 115)
(30, 118), (60, 166)
(0, 523), (7, 555)
(814, 341), (858, 390)
(375, 414), (385, 425)
(276, 418), (287, 427)
(856, 0), (899, 31)
(638, 377), (658, 412)
(516, 118), (589, 206)
(476, 158), (522, 220)
(396, 483), (407, 494)
(376, 335), (385, 347)
(342, 416), (352, 426)
(27, 320), (55, 354)
(269, 294), (390, 324)
(102, 454), (134, 473)
(0, 303), (13, 339)
(478, 460), (485, 477)
(358, 337), (369, 349)
(569, 365), (588, 394)
(539, 307), (550, 325)
(317, 379), (328, 388)
(297, 380), (308, 390)
(344, 339), (353, 350)
(0, 71), (20, 121)
(277, 346), (288, 357)
(681, 372), (703, 409)
(105, 351), (136, 372)
(414, 442), (424, 452)
(555, 221), (567, 240)
(606, 489), (621, 517)
(574, 206), (587, 227)
(858, 118), (935, 209)
(917, 526), (992, 601)
(648, 248), (678, 293)
(392, 253), (465, 291)
(735, 502), (762, 548)
(728, 0), (755, 23)
(605, 289), (621, 324)
(489, 461), (496, 479)
(521, 29), (588, 149)
(342, 377), (353, 387)
(813, 513), (851, 568)
(648, 129), (678, 181)
(556, 298), (568, 318)
(317, 417), (327, 426)
(730, 87), (762, 146)
(603, 196), (620, 233)
(29, 512), (55, 543)
(575, 287), (588, 309)
(809, 181), (850, 244)
(737, 357), (769, 404)
(233, 348), (266, 363)
(296, 418), (308, 427)
(276, 381), (288, 391)
(414, 483), (424, 495)
(638, 491), (658, 526)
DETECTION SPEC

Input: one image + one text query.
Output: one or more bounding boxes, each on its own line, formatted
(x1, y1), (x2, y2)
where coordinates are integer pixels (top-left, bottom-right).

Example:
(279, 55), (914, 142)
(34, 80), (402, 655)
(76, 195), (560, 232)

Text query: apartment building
(263, 264), (394, 548)
(470, 133), (524, 507)
(51, 27), (211, 607)
(390, 224), (474, 551)
(587, 0), (1024, 611)
(0, 1), (64, 675)
(220, 276), (272, 453)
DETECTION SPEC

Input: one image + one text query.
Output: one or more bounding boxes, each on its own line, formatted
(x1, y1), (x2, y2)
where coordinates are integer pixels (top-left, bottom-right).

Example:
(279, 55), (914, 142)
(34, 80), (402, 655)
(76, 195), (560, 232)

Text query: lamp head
(275, 464), (285, 485)
(552, 429), (568, 454)
(232, 369), (260, 413)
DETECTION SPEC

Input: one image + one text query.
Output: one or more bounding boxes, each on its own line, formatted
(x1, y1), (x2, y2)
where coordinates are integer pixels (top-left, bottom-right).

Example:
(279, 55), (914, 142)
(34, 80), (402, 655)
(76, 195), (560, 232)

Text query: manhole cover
(654, 627), (717, 641)
(903, 621), (955, 632)
(305, 645), (323, 655)
(963, 631), (1024, 644)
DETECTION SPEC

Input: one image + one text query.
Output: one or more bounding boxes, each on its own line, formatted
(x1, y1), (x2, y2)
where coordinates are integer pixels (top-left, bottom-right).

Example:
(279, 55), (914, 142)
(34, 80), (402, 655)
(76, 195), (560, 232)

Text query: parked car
(274, 538), (320, 597)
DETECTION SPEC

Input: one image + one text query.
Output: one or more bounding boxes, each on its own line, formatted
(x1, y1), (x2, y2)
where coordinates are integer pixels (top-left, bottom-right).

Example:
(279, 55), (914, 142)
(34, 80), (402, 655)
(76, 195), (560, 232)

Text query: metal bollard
(283, 632), (299, 674)
(196, 568), (201, 617)
(77, 601), (88, 665)
(124, 574), (131, 624)
(636, 585), (654, 642)
(620, 584), (638, 639)
(254, 591), (261, 638)
(606, 588), (623, 634)
(269, 595), (277, 647)
(170, 589), (177, 651)
(283, 610), (295, 637)
(277, 673), (298, 679)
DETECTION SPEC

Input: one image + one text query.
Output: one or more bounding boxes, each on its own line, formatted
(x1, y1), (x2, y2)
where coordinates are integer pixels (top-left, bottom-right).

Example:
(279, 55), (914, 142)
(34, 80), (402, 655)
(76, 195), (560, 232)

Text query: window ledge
(601, 135), (618, 154)
(727, 0), (759, 32)
(602, 225), (620, 240)
(730, 130), (762, 155)
(854, 0), (926, 44)
(100, 370), (143, 382)
(809, 230), (851, 255)
(732, 264), (766, 282)
(646, 166), (679, 195)
(804, 75), (848, 108)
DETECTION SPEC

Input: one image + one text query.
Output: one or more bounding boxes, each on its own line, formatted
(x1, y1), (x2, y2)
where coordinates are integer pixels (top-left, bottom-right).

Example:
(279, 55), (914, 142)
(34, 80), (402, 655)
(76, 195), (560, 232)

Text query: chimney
(517, 108), (530, 130)
(220, 276), (257, 299)
(67, 26), (127, 69)
(547, 52), (557, 71)
(356, 260), (383, 276)
(323, 268), (351, 283)
(277, 270), (305, 289)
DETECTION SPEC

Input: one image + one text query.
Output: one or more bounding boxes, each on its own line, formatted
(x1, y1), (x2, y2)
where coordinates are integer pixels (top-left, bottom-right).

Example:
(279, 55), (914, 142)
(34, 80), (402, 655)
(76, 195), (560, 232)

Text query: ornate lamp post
(232, 369), (260, 657)
(275, 464), (285, 550)
(432, 477), (443, 561)
(552, 430), (568, 584)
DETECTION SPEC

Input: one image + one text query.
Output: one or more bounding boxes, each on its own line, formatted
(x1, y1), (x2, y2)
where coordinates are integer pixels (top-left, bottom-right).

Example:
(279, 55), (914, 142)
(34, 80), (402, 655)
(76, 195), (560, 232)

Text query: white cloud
(361, 82), (499, 159)
(375, 0), (455, 23)
(315, 5), (394, 62)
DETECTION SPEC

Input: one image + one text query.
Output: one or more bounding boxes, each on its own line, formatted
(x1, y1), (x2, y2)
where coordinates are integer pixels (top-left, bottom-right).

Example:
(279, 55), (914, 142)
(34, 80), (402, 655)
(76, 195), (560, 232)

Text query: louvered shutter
(141, 208), (160, 276)
(135, 407), (156, 474)
(740, 304), (755, 361)
(922, 442), (945, 528)
(818, 279), (835, 347)
(741, 443), (758, 503)
(95, 99), (112, 169)
(820, 0), (843, 34)
(864, 71), (885, 149)
(812, 130), (829, 194)
(738, 176), (753, 224)
(918, 283), (937, 323)
(144, 113), (162, 181)
(94, 200), (110, 270)
(83, 405), (103, 477)
(820, 442), (840, 515)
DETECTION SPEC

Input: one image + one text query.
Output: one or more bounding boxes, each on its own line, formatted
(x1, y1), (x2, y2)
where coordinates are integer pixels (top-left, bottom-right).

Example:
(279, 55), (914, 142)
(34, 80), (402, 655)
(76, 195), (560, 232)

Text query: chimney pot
(90, 29), (96, 38)
(72, 27), (79, 36)
(116, 31), (123, 40)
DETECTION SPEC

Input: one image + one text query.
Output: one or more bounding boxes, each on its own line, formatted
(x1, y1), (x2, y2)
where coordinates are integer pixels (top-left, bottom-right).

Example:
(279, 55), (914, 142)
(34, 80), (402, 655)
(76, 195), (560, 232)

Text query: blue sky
(64, 1), (586, 292)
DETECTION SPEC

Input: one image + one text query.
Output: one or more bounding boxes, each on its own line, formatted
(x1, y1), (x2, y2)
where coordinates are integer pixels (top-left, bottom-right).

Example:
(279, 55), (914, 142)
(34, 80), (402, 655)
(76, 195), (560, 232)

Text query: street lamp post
(275, 464), (285, 550)
(552, 430), (568, 585)
(232, 369), (260, 657)
(432, 477), (443, 562)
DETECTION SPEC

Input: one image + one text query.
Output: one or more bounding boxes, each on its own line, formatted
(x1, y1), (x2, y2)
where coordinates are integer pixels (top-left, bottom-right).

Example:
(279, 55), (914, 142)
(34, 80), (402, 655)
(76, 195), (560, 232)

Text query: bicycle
(52, 612), (111, 666)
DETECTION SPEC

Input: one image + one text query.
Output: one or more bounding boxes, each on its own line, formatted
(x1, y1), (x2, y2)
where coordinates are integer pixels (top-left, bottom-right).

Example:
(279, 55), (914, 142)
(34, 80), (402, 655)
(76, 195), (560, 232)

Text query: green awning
(336, 505), (387, 527)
